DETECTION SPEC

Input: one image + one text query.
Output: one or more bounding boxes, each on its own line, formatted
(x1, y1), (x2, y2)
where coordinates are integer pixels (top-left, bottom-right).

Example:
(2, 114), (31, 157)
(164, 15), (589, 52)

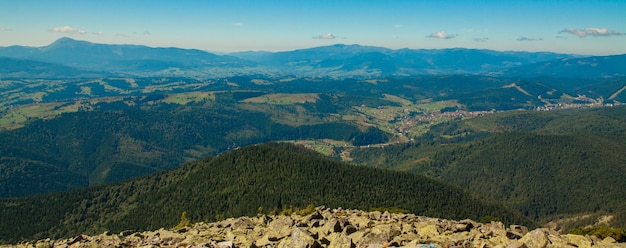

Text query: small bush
(480, 215), (501, 223)
(173, 211), (190, 229)
(569, 226), (625, 242)
(295, 204), (317, 216)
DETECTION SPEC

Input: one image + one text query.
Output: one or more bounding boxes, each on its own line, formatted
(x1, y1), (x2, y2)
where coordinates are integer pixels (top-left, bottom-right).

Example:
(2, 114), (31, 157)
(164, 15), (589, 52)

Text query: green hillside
(0, 99), (389, 198)
(350, 106), (626, 227)
(0, 143), (533, 244)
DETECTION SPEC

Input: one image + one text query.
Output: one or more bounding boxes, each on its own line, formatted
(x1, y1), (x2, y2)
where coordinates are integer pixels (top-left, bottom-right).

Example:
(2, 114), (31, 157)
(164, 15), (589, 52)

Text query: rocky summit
(3, 207), (624, 248)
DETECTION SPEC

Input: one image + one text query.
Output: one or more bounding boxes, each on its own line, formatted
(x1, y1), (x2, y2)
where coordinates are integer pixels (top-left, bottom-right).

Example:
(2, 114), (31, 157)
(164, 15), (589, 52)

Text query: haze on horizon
(1, 0), (626, 55)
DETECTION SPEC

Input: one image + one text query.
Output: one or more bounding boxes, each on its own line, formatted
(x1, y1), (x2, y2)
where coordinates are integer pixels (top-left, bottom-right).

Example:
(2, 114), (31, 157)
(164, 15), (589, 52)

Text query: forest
(350, 106), (626, 229)
(0, 142), (533, 244)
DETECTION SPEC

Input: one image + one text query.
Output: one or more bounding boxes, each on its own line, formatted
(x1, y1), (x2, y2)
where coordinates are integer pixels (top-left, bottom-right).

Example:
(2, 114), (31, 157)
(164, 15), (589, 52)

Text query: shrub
(569, 226), (625, 242)
(173, 211), (190, 229)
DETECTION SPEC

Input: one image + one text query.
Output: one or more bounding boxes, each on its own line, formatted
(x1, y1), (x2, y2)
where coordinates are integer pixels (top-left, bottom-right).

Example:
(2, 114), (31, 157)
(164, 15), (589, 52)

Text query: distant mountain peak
(54, 37), (77, 42)
(44, 37), (92, 50)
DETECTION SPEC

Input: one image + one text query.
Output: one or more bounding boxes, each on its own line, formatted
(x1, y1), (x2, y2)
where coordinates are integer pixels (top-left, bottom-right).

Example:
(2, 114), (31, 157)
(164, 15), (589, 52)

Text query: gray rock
(344, 224), (358, 235)
(266, 216), (295, 240)
(216, 240), (234, 248)
(564, 234), (592, 248)
(509, 225), (529, 239)
(507, 240), (527, 248)
(369, 211), (382, 221)
(520, 229), (549, 248)
(277, 228), (320, 248)
(349, 215), (372, 229)
(328, 232), (355, 248)
(358, 231), (389, 247)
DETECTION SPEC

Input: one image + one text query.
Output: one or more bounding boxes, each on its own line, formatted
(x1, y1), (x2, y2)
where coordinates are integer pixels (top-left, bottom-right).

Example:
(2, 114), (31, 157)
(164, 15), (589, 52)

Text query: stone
(328, 232), (355, 248)
(119, 230), (136, 236)
(68, 234), (91, 246)
(216, 240), (234, 248)
(507, 241), (527, 248)
(404, 240), (443, 248)
(381, 211), (392, 221)
(417, 224), (440, 239)
(509, 225), (529, 238)
(390, 232), (420, 246)
(310, 219), (322, 228)
(519, 229), (549, 248)
(266, 216), (295, 240)
(231, 217), (255, 230)
(348, 230), (366, 245)
(371, 223), (401, 240)
(489, 235), (512, 247)
(602, 236), (617, 244)
(157, 228), (185, 242)
(369, 211), (382, 221)
(349, 215), (373, 229)
(277, 228), (320, 248)
(358, 231), (389, 247)
(306, 211), (324, 221)
(255, 235), (275, 247)
(344, 224), (358, 235)
(564, 234), (592, 248)
(320, 219), (344, 235)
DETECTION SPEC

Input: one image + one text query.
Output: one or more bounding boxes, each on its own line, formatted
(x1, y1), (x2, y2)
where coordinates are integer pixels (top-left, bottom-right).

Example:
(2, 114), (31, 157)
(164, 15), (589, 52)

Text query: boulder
(369, 211), (382, 221)
(357, 231), (389, 248)
(344, 224), (358, 235)
(277, 228), (320, 248)
(519, 229), (549, 248)
(328, 232), (355, 248)
(418, 224), (440, 239)
(371, 223), (401, 240)
(266, 216), (295, 240)
(506, 240), (527, 248)
(564, 234), (592, 248)
(349, 215), (372, 229)
(231, 217), (255, 230)
(320, 219), (344, 235)
(216, 241), (234, 248)
(509, 225), (529, 239)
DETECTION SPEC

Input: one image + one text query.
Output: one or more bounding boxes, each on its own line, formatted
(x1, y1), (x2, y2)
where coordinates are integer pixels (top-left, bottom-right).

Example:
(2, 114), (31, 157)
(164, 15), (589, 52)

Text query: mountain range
(2, 37), (626, 244)
(2, 37), (624, 78)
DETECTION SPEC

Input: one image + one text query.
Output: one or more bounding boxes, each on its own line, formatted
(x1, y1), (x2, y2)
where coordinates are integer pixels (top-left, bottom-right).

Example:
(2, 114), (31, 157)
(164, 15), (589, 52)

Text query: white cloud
(313, 33), (336, 39)
(0, 27), (10, 32)
(559, 27), (626, 37)
(116, 33), (130, 38)
(516, 37), (543, 41)
(232, 22), (244, 27)
(49, 26), (86, 35)
(474, 37), (488, 42)
(426, 31), (456, 39)
(394, 24), (404, 28)
(143, 31), (151, 35)
(92, 31), (104, 36)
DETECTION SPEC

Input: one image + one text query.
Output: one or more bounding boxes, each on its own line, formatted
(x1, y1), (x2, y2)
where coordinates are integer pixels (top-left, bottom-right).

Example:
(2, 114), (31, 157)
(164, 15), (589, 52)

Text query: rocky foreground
(4, 207), (624, 248)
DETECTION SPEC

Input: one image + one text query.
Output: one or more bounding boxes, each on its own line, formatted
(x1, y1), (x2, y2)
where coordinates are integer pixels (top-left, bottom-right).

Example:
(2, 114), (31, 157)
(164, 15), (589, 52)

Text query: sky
(1, 0), (626, 55)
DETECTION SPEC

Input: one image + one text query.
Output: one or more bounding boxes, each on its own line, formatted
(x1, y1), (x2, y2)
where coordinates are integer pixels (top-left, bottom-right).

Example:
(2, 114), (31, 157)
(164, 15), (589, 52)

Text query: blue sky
(1, 0), (625, 55)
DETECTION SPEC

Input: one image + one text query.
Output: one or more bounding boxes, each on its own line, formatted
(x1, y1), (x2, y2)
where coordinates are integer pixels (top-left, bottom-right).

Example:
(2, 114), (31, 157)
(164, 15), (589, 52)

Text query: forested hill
(0, 100), (389, 198)
(0, 142), (533, 244)
(350, 106), (626, 228)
